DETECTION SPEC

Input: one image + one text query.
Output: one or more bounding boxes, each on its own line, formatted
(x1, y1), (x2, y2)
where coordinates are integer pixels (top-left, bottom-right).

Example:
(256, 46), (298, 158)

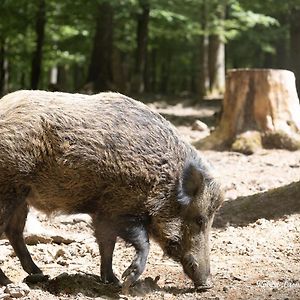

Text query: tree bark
(159, 50), (172, 94)
(148, 48), (157, 93)
(290, 7), (300, 94)
(198, 0), (209, 100)
(132, 0), (150, 94)
(111, 48), (126, 93)
(0, 39), (5, 96)
(208, 34), (225, 96)
(30, 0), (46, 90)
(214, 181), (300, 228)
(194, 69), (300, 153)
(208, 2), (225, 97)
(87, 2), (114, 92)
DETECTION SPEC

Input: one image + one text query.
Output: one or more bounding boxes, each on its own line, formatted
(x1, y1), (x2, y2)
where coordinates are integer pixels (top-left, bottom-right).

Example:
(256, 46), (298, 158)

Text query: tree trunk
(132, 0), (150, 94)
(30, 0), (46, 90)
(149, 48), (157, 93)
(73, 64), (85, 91)
(208, 1), (225, 97)
(194, 69), (300, 154)
(198, 0), (209, 101)
(86, 2), (114, 92)
(111, 48), (126, 93)
(214, 181), (300, 228)
(290, 7), (300, 94)
(57, 65), (68, 91)
(0, 39), (5, 96)
(160, 50), (172, 94)
(208, 34), (225, 96)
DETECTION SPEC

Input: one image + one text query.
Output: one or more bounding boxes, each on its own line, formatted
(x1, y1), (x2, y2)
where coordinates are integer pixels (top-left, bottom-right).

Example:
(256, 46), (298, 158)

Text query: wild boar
(0, 90), (224, 290)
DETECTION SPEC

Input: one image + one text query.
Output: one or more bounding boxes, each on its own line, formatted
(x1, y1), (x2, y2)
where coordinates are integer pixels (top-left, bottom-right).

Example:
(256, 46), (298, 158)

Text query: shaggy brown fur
(0, 90), (223, 289)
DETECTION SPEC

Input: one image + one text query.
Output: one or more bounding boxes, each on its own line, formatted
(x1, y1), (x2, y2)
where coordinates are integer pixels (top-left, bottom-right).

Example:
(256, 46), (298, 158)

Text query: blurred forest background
(1, 0), (300, 99)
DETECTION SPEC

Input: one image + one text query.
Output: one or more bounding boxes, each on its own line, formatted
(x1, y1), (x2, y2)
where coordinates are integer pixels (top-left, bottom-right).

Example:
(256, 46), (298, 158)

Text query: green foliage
(0, 0), (298, 94)
(225, 0), (278, 40)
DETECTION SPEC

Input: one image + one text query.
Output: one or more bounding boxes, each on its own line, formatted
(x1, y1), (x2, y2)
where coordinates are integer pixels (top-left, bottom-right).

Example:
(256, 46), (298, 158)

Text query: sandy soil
(0, 100), (300, 300)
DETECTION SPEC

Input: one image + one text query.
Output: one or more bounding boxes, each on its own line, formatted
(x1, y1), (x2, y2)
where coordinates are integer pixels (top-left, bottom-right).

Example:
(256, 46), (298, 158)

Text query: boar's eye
(194, 216), (205, 228)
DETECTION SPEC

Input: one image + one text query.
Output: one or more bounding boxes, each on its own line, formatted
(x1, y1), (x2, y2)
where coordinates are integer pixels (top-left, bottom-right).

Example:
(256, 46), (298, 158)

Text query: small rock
(231, 275), (244, 281)
(55, 248), (67, 259)
(223, 286), (228, 292)
(192, 120), (208, 131)
(51, 235), (75, 244)
(24, 234), (53, 245)
(4, 283), (30, 298)
(0, 293), (10, 300)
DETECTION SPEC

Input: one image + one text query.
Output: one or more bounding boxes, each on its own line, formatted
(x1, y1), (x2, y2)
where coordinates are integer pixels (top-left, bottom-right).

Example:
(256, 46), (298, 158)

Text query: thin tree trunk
(0, 39), (5, 96)
(214, 181), (300, 228)
(111, 48), (126, 92)
(160, 51), (172, 94)
(87, 2), (114, 92)
(275, 39), (288, 69)
(73, 64), (85, 91)
(208, 34), (225, 96)
(30, 0), (46, 90)
(149, 48), (157, 93)
(198, 0), (209, 100)
(207, 2), (225, 97)
(57, 65), (67, 91)
(132, 0), (150, 93)
(290, 7), (300, 93)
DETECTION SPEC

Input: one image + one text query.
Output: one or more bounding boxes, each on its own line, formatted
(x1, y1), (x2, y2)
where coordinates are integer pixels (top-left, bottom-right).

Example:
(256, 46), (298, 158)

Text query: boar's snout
(181, 253), (213, 291)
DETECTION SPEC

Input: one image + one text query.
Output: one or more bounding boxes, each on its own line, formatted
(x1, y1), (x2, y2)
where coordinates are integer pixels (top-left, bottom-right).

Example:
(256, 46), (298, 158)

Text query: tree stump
(194, 69), (300, 154)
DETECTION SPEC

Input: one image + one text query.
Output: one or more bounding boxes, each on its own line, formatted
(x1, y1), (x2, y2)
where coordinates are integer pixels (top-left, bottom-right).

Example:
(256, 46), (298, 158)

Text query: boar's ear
(178, 163), (204, 205)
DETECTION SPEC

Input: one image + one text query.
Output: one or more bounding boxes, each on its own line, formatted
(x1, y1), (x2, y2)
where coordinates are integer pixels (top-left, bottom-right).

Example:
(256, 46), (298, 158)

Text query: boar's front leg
(93, 218), (121, 286)
(118, 215), (150, 289)
(93, 215), (150, 289)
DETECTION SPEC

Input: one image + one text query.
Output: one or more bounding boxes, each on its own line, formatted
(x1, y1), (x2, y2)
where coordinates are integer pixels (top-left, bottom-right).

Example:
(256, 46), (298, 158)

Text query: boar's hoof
(195, 281), (213, 292)
(122, 262), (143, 289)
(101, 274), (121, 287)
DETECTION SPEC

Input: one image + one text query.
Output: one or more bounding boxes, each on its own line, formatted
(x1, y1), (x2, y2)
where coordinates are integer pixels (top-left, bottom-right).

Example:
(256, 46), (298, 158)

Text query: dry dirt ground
(0, 99), (300, 300)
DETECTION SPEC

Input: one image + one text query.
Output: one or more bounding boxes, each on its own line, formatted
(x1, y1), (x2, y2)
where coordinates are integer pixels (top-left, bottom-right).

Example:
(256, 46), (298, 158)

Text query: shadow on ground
(214, 181), (300, 228)
(27, 272), (165, 298)
(28, 273), (120, 299)
(161, 113), (217, 127)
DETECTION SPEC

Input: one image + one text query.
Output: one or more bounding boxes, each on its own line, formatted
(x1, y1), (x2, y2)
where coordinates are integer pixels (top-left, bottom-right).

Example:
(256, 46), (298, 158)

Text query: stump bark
(195, 69), (300, 154)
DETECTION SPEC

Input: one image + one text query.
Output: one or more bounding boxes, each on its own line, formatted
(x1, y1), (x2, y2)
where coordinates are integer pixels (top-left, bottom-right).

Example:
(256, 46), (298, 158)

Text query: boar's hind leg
(5, 202), (42, 276)
(93, 218), (121, 286)
(0, 269), (12, 286)
(119, 216), (150, 288)
(0, 186), (39, 285)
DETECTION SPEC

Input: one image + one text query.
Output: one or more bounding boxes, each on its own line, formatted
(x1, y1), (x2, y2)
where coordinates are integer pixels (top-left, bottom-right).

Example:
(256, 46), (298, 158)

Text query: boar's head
(150, 158), (224, 290)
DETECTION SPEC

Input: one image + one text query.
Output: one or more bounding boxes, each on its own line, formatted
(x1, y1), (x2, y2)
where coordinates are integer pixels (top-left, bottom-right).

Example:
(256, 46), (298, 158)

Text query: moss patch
(231, 131), (262, 155)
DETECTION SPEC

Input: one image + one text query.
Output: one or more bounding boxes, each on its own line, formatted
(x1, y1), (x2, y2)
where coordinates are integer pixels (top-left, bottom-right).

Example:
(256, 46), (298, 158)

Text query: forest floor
(1, 98), (300, 300)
